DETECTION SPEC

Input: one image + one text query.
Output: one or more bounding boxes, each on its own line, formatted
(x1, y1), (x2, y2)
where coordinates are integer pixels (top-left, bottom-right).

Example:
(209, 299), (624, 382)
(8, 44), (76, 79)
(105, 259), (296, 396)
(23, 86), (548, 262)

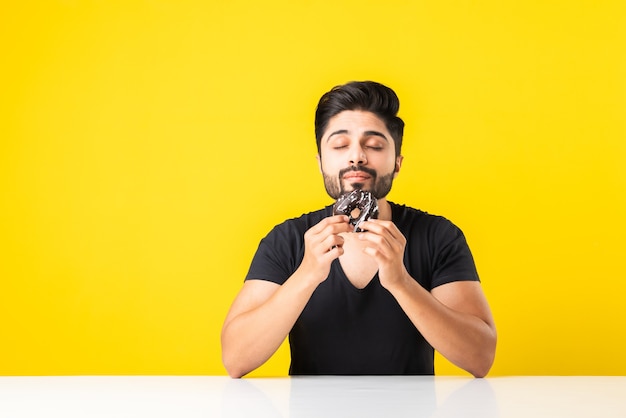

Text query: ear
(316, 153), (323, 174)
(393, 155), (404, 178)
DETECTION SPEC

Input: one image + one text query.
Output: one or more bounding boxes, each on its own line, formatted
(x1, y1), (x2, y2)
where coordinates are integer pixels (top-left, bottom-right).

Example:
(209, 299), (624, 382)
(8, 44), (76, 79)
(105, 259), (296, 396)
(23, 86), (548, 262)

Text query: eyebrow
(326, 130), (389, 142)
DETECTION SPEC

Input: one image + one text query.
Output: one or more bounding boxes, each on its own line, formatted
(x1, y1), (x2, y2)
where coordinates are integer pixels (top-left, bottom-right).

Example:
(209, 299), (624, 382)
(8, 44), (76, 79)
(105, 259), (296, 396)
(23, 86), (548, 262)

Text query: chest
(338, 233), (379, 289)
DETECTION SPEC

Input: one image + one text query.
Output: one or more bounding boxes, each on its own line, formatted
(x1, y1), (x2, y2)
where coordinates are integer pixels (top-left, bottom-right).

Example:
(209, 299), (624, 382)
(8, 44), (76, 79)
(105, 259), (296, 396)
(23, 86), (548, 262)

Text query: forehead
(323, 110), (388, 137)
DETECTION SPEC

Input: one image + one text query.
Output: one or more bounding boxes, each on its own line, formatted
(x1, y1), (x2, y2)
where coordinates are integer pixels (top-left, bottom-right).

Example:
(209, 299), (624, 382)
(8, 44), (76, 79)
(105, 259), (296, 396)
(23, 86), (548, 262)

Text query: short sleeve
(244, 207), (329, 285)
(430, 220), (480, 288)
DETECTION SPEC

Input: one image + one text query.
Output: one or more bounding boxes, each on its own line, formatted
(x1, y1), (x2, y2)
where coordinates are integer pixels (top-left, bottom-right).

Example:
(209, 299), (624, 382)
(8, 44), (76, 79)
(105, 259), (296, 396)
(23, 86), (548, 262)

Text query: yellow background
(1, 1), (625, 376)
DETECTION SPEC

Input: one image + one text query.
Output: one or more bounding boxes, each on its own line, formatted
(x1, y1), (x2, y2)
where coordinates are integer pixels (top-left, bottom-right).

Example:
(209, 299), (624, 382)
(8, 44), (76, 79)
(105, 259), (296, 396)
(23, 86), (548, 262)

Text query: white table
(0, 375), (624, 417)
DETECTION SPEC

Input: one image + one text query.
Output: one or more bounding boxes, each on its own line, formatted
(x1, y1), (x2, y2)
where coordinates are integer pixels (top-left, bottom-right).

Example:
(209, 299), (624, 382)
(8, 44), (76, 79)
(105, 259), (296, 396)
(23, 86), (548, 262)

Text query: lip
(343, 171), (371, 180)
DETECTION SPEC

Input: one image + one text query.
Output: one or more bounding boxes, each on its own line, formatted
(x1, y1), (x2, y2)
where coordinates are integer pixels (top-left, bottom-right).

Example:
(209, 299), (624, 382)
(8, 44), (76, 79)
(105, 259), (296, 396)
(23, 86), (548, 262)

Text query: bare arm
(221, 273), (317, 378)
(221, 215), (352, 378)
(388, 279), (496, 377)
(358, 219), (497, 377)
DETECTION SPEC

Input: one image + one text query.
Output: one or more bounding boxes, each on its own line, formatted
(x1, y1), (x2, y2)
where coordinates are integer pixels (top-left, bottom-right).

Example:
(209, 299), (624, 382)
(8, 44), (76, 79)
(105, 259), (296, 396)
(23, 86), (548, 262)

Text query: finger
(359, 228), (407, 262)
(305, 220), (345, 245)
(357, 219), (386, 235)
(320, 233), (345, 253)
(321, 221), (353, 238)
(359, 232), (392, 256)
(316, 237), (345, 263)
(308, 215), (350, 235)
(321, 245), (344, 262)
(325, 214), (350, 225)
(358, 226), (392, 245)
(360, 220), (403, 242)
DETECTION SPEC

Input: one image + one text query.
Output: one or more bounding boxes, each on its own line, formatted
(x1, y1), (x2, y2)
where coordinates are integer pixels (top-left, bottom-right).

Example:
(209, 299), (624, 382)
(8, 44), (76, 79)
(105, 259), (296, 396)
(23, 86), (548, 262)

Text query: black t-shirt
(245, 202), (480, 375)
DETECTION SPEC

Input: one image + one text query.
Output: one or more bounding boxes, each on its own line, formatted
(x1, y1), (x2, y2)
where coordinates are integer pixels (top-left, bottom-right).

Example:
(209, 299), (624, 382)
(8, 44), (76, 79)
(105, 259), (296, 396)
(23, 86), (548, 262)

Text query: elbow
(221, 327), (247, 378)
(470, 361), (493, 378)
(470, 333), (497, 378)
(222, 352), (247, 379)
(221, 326), (272, 378)
(221, 343), (250, 378)
(467, 351), (495, 378)
(222, 339), (254, 378)
(225, 368), (245, 379)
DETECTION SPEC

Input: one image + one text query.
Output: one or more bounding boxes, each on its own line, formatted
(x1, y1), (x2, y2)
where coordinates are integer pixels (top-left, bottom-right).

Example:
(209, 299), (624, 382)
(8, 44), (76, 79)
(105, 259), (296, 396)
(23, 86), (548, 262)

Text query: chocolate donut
(333, 189), (379, 232)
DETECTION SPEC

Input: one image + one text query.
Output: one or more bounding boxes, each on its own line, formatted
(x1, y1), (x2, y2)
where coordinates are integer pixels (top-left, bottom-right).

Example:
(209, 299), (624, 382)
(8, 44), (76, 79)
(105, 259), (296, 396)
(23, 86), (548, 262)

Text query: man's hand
(357, 219), (410, 290)
(298, 215), (352, 285)
(358, 219), (497, 377)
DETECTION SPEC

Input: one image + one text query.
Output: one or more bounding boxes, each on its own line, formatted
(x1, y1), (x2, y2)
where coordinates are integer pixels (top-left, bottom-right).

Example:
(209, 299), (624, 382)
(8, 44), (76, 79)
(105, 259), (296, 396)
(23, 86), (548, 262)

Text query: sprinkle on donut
(332, 189), (379, 232)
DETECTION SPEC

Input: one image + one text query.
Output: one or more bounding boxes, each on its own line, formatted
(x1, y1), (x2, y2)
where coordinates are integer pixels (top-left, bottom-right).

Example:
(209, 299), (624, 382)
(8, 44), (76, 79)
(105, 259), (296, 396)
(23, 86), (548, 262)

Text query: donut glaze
(333, 189), (379, 232)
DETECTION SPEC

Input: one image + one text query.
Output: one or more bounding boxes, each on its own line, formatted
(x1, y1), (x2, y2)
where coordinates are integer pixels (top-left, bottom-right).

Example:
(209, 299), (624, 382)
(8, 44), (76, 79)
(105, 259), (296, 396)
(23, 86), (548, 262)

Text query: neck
(377, 198), (392, 221)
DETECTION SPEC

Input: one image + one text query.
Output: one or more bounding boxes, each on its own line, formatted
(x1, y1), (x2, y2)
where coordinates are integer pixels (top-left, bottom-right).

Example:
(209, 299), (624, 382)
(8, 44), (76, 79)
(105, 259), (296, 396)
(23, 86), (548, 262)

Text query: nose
(349, 144), (367, 166)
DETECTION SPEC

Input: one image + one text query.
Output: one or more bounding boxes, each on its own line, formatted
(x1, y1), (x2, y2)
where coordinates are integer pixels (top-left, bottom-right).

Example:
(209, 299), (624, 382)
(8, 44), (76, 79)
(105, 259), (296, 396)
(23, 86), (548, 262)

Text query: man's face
(317, 110), (403, 200)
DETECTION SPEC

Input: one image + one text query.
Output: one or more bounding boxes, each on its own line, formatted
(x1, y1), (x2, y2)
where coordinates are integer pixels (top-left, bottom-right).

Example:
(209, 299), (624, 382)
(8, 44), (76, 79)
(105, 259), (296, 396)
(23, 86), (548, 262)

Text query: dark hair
(314, 81), (405, 156)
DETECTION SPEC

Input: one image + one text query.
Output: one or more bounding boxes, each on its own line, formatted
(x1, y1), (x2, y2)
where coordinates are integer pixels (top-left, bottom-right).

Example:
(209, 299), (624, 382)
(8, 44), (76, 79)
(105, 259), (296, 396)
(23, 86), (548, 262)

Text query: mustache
(338, 165), (377, 179)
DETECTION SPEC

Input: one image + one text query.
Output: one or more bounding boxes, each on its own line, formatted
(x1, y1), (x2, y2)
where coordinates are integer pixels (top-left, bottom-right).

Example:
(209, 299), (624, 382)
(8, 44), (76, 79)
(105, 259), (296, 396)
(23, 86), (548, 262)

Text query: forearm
(221, 271), (320, 378)
(386, 276), (497, 377)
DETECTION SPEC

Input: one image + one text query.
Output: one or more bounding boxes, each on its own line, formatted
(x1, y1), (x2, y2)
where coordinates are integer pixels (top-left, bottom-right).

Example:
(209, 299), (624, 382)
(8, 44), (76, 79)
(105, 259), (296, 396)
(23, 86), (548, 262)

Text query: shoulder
(390, 202), (479, 287)
(390, 202), (471, 259)
(390, 202), (462, 237)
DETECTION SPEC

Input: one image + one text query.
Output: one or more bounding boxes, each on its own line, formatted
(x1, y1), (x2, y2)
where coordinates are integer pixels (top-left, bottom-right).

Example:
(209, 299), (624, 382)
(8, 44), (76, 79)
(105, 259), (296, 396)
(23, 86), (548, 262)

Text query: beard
(322, 165), (395, 200)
